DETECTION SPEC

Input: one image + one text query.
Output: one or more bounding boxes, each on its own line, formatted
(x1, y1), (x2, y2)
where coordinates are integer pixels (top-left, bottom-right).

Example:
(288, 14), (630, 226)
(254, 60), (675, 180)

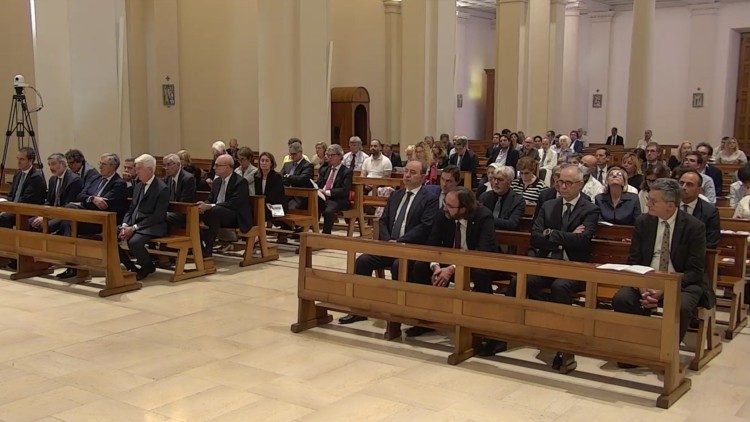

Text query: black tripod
(2, 86), (42, 186)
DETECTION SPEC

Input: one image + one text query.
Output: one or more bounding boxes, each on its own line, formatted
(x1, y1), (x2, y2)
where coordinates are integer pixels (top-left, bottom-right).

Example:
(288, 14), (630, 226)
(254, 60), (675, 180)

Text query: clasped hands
(639, 288), (663, 309)
(431, 265), (455, 287)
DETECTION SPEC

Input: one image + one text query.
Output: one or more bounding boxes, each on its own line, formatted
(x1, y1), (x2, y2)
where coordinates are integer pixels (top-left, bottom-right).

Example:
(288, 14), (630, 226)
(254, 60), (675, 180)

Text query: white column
(624, 0), (655, 146)
(547, 0), (565, 133)
(685, 4), (718, 142)
(586, 11), (615, 143)
(561, 3), (582, 132)
(400, 0), (456, 144)
(384, 0), (402, 144)
(525, 0), (551, 135)
(298, 0), (329, 147)
(494, 0), (526, 132)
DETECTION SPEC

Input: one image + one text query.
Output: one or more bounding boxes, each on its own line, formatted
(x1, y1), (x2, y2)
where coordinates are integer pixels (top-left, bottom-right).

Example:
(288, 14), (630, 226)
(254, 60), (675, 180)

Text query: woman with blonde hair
(404, 145), (415, 164)
(668, 141), (692, 170)
(311, 141), (328, 171)
(620, 152), (643, 191)
(415, 141), (437, 184)
(717, 137), (748, 164)
(431, 143), (449, 169)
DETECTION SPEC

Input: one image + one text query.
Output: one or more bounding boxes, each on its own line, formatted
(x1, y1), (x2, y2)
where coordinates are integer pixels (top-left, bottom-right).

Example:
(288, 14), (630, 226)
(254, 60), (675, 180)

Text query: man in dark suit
(406, 186), (496, 337)
(613, 177), (711, 344)
(118, 154), (170, 280)
(448, 136), (478, 188)
(533, 166), (592, 223)
(569, 130), (585, 153)
(198, 154), (252, 257)
(30, 153), (83, 232)
(316, 144), (352, 234)
(56, 153), (128, 279)
(478, 165), (525, 231)
(122, 157), (136, 199)
(162, 153), (197, 227)
(0, 147), (47, 228)
(65, 149), (100, 188)
(485, 133), (501, 159)
(339, 160), (438, 325)
(282, 141), (314, 210)
(605, 127), (624, 146)
(486, 134), (519, 172)
(383, 143), (402, 168)
(696, 142), (724, 196)
(677, 170), (720, 249)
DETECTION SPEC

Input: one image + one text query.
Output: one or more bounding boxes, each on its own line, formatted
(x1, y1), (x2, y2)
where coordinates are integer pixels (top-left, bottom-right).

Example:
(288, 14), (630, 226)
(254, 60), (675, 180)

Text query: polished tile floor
(0, 243), (749, 421)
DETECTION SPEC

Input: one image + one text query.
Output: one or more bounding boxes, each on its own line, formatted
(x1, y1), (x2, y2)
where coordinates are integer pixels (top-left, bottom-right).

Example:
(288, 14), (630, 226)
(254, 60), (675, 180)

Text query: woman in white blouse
(717, 138), (748, 165)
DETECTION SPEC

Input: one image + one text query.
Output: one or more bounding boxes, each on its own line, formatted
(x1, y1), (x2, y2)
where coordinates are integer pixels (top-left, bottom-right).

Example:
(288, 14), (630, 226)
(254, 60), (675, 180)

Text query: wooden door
(735, 32), (750, 151)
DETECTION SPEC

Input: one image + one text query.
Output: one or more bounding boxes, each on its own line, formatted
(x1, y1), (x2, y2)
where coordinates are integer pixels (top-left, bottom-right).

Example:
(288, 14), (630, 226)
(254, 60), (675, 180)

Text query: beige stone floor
(0, 242), (749, 421)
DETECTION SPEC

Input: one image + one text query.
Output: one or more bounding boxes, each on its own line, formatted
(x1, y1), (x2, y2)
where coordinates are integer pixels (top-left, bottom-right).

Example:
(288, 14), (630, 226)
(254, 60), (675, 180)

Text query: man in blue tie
(339, 160), (438, 325)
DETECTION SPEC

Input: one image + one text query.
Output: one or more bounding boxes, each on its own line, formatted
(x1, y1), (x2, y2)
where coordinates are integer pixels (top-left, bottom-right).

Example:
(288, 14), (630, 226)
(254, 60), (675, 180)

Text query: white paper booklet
(310, 180), (326, 201)
(596, 263), (654, 274)
(267, 204), (285, 217)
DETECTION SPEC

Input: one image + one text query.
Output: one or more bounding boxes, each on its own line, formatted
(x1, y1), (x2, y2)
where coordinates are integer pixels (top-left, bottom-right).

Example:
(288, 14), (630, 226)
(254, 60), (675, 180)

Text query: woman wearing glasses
(510, 157), (546, 204)
(638, 163), (671, 214)
(595, 168), (641, 225)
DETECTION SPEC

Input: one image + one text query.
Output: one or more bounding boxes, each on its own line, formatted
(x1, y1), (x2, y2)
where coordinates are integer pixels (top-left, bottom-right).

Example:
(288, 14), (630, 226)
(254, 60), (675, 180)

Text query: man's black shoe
(477, 339), (508, 357)
(338, 314), (367, 324)
(136, 266), (156, 281)
(56, 268), (78, 279)
(404, 326), (435, 338)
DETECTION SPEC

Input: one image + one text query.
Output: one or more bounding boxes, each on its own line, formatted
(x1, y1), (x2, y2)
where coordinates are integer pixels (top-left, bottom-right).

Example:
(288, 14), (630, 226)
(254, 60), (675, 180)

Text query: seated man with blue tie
(339, 160), (438, 325)
(478, 165), (525, 231)
(0, 147), (47, 228)
(613, 178), (711, 360)
(198, 154), (252, 257)
(162, 153), (197, 227)
(118, 154), (170, 281)
(317, 144), (353, 235)
(30, 153), (83, 232)
(55, 153), (128, 279)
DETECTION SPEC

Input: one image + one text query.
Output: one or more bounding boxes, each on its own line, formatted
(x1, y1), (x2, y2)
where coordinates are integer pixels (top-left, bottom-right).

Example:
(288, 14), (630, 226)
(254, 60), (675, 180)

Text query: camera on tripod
(13, 75), (28, 88)
(2, 73), (44, 186)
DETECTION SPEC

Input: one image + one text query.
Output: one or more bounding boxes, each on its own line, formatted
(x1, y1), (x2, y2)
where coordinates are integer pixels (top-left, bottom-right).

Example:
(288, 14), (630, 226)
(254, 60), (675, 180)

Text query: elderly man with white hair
(118, 154), (170, 281)
(205, 140), (227, 189)
(162, 153), (196, 227)
(342, 136), (369, 171)
(477, 165), (526, 231)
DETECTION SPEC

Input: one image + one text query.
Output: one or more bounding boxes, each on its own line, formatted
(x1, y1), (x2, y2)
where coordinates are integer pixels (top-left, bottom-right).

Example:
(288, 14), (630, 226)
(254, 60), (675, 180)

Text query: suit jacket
(629, 211), (712, 308)
(485, 145), (499, 160)
(123, 177), (169, 236)
(77, 173), (128, 224)
(571, 139), (585, 153)
(426, 204), (496, 253)
(8, 167), (46, 205)
(704, 165), (723, 196)
(281, 159), (314, 188)
(164, 168), (196, 203)
(209, 172), (252, 232)
(594, 192), (641, 225)
(486, 148), (520, 171)
(532, 188), (591, 222)
(605, 135), (624, 146)
(77, 161), (101, 189)
(388, 152), (403, 167)
(448, 150), (479, 187)
(317, 165), (353, 210)
(46, 169), (83, 207)
(688, 198), (720, 249)
(531, 196), (600, 262)
(255, 170), (284, 204)
(478, 189), (525, 231)
(378, 187), (438, 243)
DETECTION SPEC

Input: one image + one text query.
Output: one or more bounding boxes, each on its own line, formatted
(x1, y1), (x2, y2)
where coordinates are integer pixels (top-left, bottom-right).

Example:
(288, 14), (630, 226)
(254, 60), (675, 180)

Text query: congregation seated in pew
(162, 153), (197, 228)
(316, 144), (353, 234)
(729, 163), (750, 209)
(478, 165), (525, 231)
(31, 153), (83, 233)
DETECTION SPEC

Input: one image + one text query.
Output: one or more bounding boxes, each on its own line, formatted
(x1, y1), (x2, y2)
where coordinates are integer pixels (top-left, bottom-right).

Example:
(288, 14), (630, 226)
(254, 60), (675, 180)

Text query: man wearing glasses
(162, 154), (196, 227)
(198, 154), (252, 257)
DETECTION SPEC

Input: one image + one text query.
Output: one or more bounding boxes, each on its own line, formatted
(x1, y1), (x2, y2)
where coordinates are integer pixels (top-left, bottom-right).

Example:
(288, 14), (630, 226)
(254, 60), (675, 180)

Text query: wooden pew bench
(237, 195), (280, 266)
(0, 202), (140, 297)
(716, 218), (750, 339)
(292, 233), (690, 408)
(266, 187), (320, 238)
(494, 229), (723, 371)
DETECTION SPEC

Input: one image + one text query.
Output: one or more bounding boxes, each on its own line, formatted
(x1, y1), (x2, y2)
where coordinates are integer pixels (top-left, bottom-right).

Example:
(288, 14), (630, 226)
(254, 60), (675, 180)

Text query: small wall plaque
(592, 94), (603, 108)
(162, 84), (175, 107)
(692, 92), (703, 108)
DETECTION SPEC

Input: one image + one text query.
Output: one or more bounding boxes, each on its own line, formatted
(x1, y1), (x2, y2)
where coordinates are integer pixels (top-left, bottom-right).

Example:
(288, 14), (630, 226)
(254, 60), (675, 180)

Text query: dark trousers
(355, 254), (406, 279)
(200, 206), (238, 255)
(166, 211), (186, 228)
(0, 212), (15, 228)
(118, 232), (156, 270)
(410, 261), (494, 294)
(319, 198), (348, 234)
(506, 275), (585, 304)
(613, 284), (703, 341)
(56, 203), (106, 237)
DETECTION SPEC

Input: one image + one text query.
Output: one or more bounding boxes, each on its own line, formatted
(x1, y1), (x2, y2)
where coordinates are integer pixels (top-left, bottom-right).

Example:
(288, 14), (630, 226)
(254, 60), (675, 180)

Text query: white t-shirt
(361, 155), (393, 178)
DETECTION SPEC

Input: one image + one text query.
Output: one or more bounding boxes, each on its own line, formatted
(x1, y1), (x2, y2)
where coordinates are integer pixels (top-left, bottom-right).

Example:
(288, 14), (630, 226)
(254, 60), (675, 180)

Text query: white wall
(455, 12), (495, 139)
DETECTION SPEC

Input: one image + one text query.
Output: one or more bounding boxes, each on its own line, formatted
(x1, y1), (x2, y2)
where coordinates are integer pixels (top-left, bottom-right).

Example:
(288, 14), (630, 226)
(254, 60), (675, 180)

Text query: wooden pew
(147, 202), (216, 282)
(0, 202), (140, 297)
(495, 229), (723, 371)
(718, 206), (734, 218)
(292, 233), (690, 408)
(269, 187), (320, 235)
(237, 195), (280, 266)
(352, 176), (403, 209)
(715, 163), (742, 194)
(340, 183), (368, 237)
(714, 223), (749, 339)
(460, 171), (473, 189)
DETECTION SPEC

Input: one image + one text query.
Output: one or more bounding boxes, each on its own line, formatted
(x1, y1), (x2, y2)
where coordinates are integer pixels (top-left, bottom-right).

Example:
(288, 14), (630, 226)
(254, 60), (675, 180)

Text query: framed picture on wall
(692, 92), (704, 108)
(162, 84), (176, 107)
(592, 94), (603, 108)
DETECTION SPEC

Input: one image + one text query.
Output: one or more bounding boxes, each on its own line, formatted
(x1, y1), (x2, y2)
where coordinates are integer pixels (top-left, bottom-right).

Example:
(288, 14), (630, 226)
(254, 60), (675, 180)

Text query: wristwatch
(543, 228), (552, 237)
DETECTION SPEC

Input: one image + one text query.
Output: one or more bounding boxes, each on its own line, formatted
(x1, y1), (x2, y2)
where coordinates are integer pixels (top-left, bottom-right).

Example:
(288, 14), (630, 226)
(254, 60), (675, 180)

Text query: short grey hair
(562, 163), (584, 181)
(651, 177), (681, 206)
(101, 153), (120, 168)
(212, 141), (226, 153)
(327, 144), (344, 156)
(348, 136), (362, 146)
(288, 142), (303, 153)
(134, 154), (156, 171)
(163, 153), (180, 166)
(492, 165), (515, 181)
(47, 153), (67, 166)
(454, 136), (468, 147)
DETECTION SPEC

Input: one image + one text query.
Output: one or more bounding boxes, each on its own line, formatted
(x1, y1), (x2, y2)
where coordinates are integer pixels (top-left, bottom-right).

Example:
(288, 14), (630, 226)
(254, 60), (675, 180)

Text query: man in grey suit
(281, 141), (314, 210)
(118, 154), (170, 281)
(339, 160), (438, 325)
(162, 153), (196, 227)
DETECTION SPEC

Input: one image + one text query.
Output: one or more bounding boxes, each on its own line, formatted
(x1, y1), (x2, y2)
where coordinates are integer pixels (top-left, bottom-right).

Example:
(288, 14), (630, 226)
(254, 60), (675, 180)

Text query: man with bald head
(198, 154), (252, 258)
(580, 154), (604, 199)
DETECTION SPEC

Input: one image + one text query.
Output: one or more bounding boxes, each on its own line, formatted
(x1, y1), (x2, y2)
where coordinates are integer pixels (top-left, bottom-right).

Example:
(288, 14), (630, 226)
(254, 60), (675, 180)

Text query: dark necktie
(659, 221), (671, 272)
(54, 177), (61, 206)
(391, 191), (414, 240)
(95, 177), (108, 196)
(597, 169), (604, 183)
(13, 172), (26, 202)
(170, 178), (176, 201)
(453, 221), (462, 249)
(682, 204), (689, 214)
(493, 193), (505, 219)
(542, 149), (547, 164)
(561, 202), (572, 231)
